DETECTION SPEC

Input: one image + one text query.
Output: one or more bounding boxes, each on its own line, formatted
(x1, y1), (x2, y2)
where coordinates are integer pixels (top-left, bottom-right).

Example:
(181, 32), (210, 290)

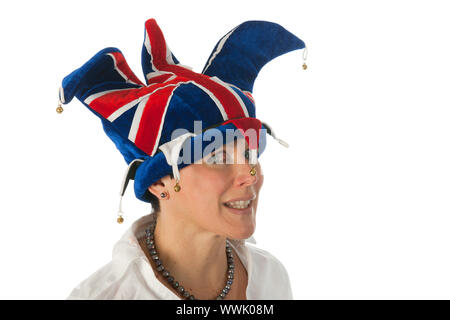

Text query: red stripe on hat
(146, 19), (246, 120)
(164, 65), (245, 120)
(133, 85), (177, 155)
(147, 73), (173, 84)
(243, 91), (255, 104)
(145, 19), (170, 66)
(88, 76), (189, 118)
(223, 118), (262, 150)
(109, 52), (145, 86)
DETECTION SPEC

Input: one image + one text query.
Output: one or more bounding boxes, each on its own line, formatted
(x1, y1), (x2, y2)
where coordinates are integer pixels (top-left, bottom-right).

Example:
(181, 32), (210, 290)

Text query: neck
(152, 209), (229, 296)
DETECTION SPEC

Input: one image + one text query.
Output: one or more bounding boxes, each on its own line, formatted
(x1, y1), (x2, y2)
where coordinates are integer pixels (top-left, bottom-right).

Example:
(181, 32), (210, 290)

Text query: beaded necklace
(145, 216), (235, 300)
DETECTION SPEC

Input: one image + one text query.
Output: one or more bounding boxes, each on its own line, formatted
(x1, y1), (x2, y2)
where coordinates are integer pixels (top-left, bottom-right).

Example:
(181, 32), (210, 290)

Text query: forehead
(197, 137), (249, 162)
(217, 137), (249, 151)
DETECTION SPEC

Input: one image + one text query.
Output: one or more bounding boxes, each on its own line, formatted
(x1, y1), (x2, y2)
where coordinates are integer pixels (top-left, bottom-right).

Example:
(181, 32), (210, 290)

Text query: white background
(0, 0), (449, 299)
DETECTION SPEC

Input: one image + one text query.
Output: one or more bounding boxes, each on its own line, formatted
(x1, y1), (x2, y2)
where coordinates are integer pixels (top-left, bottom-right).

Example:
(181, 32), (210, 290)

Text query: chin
(220, 206), (256, 239)
(227, 221), (256, 240)
(231, 231), (255, 241)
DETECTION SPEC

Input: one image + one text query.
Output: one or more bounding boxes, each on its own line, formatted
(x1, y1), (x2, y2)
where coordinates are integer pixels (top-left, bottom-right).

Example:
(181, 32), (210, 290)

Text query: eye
(244, 149), (250, 160)
(206, 150), (228, 164)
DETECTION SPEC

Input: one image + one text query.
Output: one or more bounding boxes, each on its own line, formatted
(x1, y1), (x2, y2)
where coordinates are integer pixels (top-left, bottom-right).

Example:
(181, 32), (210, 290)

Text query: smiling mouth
(223, 200), (253, 210)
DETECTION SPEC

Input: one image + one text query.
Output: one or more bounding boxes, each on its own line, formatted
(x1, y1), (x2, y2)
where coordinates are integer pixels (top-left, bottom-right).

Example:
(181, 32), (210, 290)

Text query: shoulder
(67, 215), (159, 300)
(244, 244), (293, 299)
(66, 260), (123, 300)
(246, 244), (289, 275)
(66, 257), (144, 300)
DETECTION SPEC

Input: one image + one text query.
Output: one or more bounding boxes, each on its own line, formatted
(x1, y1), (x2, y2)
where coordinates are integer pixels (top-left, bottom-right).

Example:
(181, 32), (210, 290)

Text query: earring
(160, 192), (167, 199)
(250, 167), (257, 176)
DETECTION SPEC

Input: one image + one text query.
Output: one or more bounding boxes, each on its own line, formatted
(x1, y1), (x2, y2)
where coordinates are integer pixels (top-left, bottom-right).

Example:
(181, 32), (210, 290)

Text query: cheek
(184, 167), (229, 204)
(256, 174), (264, 191)
(252, 166), (264, 207)
(255, 164), (264, 190)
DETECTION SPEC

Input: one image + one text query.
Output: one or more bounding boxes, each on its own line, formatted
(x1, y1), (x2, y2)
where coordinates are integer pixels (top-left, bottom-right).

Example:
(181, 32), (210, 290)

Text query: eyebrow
(212, 145), (251, 154)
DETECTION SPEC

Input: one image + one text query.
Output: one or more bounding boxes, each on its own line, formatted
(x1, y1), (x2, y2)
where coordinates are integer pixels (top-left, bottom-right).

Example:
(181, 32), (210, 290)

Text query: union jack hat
(58, 18), (306, 216)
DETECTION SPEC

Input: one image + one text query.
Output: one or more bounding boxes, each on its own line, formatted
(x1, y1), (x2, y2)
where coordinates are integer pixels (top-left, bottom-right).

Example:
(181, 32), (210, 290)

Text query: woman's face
(162, 138), (264, 240)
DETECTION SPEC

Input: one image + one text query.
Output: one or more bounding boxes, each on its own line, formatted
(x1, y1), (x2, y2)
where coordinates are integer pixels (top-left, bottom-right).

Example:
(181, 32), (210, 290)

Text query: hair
(143, 172), (174, 215)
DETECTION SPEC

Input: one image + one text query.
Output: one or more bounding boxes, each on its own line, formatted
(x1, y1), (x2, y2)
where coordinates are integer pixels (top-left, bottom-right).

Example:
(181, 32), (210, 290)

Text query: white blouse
(67, 213), (293, 300)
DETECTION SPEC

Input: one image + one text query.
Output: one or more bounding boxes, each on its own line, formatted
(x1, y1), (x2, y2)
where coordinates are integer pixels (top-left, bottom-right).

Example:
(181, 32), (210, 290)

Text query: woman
(59, 18), (306, 300)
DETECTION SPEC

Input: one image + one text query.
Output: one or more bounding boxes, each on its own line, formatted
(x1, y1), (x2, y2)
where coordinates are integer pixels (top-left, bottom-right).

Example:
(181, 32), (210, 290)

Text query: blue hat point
(202, 20), (305, 92)
(58, 18), (306, 206)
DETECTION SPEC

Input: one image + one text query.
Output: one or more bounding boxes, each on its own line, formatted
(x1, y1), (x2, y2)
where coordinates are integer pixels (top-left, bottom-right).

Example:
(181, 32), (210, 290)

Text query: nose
(233, 162), (259, 187)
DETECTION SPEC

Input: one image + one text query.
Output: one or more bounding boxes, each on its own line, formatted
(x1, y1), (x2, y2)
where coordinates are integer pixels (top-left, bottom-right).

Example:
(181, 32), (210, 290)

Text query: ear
(147, 178), (168, 199)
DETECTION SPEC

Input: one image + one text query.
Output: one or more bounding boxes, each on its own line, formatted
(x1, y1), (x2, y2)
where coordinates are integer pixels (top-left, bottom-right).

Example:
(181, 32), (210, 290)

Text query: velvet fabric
(133, 122), (268, 202)
(202, 21), (305, 92)
(58, 18), (305, 202)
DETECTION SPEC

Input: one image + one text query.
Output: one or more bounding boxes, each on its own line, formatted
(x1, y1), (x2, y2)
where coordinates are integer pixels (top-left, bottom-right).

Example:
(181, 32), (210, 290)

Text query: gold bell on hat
(56, 103), (64, 113)
(57, 87), (65, 113)
(117, 215), (124, 224)
(250, 167), (257, 176)
(174, 181), (181, 192)
(302, 45), (308, 70)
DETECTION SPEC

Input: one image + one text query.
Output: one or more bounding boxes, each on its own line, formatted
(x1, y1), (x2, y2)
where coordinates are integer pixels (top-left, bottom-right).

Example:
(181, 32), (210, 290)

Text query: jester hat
(58, 18), (306, 208)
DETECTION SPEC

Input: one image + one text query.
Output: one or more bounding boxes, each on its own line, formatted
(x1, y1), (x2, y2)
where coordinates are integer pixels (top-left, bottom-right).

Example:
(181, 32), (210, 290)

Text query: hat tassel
(158, 132), (197, 193)
(302, 45), (308, 70)
(116, 159), (145, 224)
(56, 87), (65, 114)
(262, 121), (289, 148)
(117, 196), (124, 224)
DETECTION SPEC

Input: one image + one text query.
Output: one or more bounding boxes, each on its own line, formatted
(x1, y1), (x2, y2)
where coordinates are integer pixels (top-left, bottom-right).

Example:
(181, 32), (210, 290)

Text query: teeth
(225, 200), (251, 209)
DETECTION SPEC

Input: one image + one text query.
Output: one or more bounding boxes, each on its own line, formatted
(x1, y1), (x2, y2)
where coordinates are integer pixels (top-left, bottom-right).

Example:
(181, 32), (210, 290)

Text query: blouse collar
(111, 212), (255, 299)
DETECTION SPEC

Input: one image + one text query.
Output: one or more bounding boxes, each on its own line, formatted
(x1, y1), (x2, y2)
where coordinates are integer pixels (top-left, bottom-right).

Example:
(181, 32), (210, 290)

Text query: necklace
(145, 216), (235, 300)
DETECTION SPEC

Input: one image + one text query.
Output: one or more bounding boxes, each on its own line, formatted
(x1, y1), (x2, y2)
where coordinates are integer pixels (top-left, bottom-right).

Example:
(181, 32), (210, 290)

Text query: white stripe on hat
(150, 85), (178, 156)
(107, 95), (147, 122)
(107, 81), (184, 122)
(128, 79), (228, 155)
(145, 30), (181, 73)
(128, 95), (150, 142)
(127, 81), (191, 151)
(209, 76), (249, 118)
(106, 53), (141, 85)
(84, 88), (132, 105)
(202, 25), (239, 74)
(222, 82), (255, 104)
(166, 44), (175, 65)
(189, 81), (229, 121)
(144, 29), (158, 73)
(146, 70), (173, 81)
